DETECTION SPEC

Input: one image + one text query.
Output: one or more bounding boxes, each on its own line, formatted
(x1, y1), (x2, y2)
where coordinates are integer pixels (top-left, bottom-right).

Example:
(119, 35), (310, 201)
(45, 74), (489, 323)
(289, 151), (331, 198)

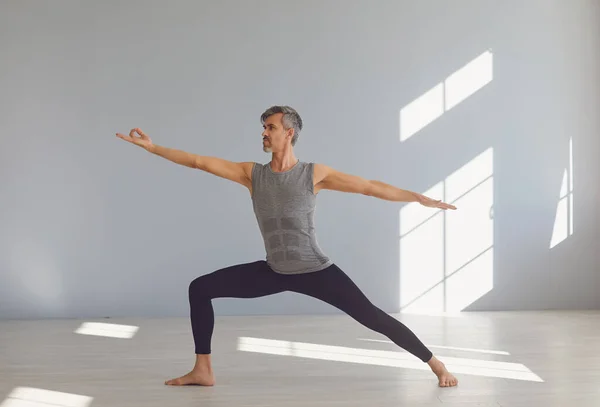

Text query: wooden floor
(1, 311), (599, 407)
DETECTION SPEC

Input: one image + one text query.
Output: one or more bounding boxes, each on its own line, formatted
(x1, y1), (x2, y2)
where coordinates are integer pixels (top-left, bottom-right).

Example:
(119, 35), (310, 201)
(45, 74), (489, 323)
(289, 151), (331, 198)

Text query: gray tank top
(251, 160), (333, 274)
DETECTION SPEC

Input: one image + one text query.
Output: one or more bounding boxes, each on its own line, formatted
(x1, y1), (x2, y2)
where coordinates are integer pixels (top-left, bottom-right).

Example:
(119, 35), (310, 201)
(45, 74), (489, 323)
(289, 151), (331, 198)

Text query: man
(116, 105), (458, 388)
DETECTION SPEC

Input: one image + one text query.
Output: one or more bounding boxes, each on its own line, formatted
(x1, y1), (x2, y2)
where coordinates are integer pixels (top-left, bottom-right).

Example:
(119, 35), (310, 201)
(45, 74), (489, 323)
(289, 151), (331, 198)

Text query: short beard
(263, 138), (272, 153)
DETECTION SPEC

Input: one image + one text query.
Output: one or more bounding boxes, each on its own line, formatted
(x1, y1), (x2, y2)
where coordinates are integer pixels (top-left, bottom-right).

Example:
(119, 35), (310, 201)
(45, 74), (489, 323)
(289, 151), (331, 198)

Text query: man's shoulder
(310, 162), (332, 185)
(240, 161), (259, 179)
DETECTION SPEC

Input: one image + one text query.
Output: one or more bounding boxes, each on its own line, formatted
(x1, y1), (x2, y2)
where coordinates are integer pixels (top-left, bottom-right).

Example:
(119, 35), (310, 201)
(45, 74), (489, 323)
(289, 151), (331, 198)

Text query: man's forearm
(368, 180), (420, 202)
(148, 145), (199, 168)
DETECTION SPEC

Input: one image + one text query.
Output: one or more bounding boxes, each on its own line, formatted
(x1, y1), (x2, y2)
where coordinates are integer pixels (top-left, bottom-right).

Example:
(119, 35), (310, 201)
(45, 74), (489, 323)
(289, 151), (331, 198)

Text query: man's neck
(270, 150), (298, 172)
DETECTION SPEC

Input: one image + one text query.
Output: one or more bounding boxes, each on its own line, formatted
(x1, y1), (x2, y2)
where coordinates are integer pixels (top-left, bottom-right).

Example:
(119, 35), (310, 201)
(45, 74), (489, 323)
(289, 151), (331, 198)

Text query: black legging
(188, 260), (433, 363)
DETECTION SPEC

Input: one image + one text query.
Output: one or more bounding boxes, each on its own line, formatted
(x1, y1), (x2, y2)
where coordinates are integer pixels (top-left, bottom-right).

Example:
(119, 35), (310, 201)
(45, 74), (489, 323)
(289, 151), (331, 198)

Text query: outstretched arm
(155, 146), (253, 190)
(117, 128), (253, 190)
(313, 164), (456, 210)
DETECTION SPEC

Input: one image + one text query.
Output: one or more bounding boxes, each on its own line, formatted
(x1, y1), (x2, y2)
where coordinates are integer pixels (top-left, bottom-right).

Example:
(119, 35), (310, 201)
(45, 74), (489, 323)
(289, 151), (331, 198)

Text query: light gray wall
(1, 0), (598, 320)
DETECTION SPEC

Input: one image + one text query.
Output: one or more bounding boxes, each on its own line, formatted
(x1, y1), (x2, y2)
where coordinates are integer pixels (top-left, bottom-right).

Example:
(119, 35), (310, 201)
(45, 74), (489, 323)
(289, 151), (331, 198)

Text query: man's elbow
(193, 156), (206, 170)
(363, 180), (395, 200)
(363, 180), (377, 197)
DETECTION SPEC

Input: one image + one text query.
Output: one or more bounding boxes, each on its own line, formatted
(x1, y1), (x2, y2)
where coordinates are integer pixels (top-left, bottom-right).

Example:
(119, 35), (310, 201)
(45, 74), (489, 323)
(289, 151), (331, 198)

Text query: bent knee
(188, 276), (211, 299)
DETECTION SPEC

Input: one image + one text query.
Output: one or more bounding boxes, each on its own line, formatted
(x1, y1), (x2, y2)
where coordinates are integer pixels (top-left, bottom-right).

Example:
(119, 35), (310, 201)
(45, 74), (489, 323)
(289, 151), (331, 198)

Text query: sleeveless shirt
(251, 160), (333, 274)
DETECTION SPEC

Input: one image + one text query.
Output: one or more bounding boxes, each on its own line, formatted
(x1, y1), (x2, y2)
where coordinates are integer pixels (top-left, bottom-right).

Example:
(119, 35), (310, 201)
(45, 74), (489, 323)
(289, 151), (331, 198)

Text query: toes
(438, 376), (459, 387)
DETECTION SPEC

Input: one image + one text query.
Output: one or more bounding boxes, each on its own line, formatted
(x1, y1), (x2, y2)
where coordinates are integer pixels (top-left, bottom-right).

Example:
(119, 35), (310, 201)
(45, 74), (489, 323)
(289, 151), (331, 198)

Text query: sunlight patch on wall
(550, 137), (574, 248)
(400, 50), (493, 142)
(400, 148), (494, 314)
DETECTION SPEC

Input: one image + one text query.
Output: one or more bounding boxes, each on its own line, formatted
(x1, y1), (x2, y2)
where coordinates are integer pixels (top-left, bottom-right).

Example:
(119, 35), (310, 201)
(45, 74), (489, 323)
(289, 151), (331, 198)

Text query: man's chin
(263, 146), (272, 153)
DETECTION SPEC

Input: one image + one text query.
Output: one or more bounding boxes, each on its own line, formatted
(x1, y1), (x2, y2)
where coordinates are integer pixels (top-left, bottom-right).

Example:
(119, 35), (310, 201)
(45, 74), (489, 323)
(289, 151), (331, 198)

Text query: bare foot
(165, 371), (215, 386)
(428, 356), (458, 387)
(165, 354), (216, 386)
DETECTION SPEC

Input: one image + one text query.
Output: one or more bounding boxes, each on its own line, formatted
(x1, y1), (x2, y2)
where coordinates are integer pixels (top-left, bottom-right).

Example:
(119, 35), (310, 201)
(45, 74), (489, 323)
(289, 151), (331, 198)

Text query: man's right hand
(116, 128), (154, 152)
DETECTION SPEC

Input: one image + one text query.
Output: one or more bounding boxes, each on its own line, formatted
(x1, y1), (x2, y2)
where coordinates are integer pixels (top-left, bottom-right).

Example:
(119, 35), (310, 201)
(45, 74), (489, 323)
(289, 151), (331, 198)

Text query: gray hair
(260, 105), (303, 146)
